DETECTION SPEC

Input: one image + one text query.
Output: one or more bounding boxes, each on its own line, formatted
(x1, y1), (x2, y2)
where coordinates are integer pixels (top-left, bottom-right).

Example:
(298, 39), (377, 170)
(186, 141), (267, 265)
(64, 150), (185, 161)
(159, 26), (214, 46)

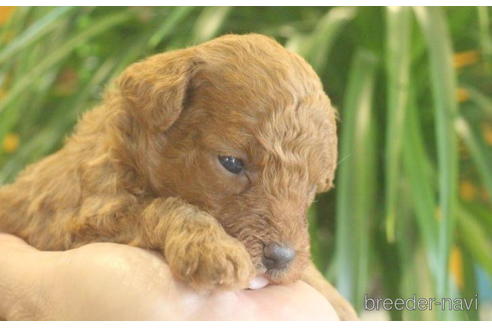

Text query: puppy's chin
(265, 268), (303, 285)
(253, 258), (308, 285)
(247, 269), (302, 290)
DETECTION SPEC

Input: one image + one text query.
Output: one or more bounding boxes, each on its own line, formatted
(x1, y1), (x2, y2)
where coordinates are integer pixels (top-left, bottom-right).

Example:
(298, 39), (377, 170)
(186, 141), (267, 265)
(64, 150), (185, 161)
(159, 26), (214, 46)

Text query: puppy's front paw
(166, 231), (255, 291)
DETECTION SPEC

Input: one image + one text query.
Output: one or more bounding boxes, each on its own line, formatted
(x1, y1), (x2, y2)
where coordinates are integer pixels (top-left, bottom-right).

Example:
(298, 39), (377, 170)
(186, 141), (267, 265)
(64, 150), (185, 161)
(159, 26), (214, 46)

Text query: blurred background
(0, 6), (491, 321)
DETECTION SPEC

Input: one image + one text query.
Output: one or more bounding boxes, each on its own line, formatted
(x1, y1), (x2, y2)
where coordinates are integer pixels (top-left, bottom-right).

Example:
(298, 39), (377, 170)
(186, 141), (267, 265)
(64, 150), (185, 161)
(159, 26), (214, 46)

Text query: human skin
(0, 233), (339, 320)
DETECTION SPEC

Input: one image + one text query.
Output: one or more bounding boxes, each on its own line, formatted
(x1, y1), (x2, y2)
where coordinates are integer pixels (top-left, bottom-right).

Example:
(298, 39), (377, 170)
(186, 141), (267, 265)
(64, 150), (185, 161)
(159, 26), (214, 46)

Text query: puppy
(0, 34), (357, 320)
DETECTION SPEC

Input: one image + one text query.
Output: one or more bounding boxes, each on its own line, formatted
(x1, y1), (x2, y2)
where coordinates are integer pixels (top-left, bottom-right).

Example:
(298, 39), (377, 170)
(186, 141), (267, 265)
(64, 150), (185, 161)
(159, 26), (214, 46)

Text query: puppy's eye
(218, 156), (244, 174)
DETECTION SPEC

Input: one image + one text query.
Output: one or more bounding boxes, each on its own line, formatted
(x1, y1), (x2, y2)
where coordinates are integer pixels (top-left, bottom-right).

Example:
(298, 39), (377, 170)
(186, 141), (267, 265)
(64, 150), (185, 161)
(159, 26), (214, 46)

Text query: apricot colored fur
(0, 34), (356, 320)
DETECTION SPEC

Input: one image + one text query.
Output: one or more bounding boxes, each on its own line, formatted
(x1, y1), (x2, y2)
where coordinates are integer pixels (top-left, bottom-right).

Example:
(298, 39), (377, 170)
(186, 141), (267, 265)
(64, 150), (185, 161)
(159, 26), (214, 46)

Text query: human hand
(0, 233), (339, 320)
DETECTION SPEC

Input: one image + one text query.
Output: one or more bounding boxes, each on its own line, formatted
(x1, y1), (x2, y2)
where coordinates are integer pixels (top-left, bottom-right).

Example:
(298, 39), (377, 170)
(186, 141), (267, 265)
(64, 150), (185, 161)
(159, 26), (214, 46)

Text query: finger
(244, 281), (339, 320)
(191, 281), (339, 320)
(0, 233), (33, 249)
(39, 243), (185, 320)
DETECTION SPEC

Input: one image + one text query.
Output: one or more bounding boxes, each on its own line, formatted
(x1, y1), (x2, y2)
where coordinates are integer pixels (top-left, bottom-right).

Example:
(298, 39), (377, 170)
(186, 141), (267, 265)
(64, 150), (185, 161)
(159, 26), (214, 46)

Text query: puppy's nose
(263, 243), (295, 270)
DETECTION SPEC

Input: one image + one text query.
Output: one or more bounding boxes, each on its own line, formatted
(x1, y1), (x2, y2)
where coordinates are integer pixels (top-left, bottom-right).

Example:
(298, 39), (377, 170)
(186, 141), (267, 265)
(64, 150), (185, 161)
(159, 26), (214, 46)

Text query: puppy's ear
(117, 49), (199, 132)
(317, 175), (334, 193)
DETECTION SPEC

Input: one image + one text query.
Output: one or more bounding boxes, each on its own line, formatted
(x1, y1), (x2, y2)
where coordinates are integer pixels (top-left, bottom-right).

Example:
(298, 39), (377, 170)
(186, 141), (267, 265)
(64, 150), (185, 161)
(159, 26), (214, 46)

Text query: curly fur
(0, 34), (356, 319)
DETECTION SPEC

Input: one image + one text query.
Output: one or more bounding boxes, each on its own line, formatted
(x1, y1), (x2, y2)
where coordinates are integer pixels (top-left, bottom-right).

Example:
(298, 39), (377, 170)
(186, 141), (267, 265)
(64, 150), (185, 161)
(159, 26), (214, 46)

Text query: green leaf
(455, 117), (492, 202)
(0, 10), (133, 141)
(148, 7), (196, 49)
(403, 94), (439, 273)
(478, 7), (492, 59)
(457, 204), (492, 277)
(384, 6), (412, 242)
(414, 8), (459, 317)
(0, 7), (74, 65)
(290, 7), (357, 72)
(335, 49), (378, 310)
(192, 7), (231, 44)
(465, 85), (492, 117)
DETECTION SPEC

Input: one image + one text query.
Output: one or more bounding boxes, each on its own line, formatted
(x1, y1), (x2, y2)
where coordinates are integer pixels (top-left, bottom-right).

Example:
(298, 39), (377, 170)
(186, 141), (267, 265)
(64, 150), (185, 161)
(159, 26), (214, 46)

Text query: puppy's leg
(71, 196), (254, 291)
(302, 261), (358, 320)
(136, 197), (255, 291)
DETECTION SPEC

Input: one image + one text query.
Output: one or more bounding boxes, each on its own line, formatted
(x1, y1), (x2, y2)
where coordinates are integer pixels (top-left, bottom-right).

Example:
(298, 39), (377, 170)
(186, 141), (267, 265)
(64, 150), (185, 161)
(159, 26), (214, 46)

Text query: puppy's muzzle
(262, 243), (296, 270)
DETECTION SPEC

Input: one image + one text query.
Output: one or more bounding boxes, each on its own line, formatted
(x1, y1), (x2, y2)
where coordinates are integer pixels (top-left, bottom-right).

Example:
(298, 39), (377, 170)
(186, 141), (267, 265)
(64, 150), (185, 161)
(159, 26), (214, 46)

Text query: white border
(1, 322), (492, 327)
(1, 2), (490, 326)
(2, 2), (492, 6)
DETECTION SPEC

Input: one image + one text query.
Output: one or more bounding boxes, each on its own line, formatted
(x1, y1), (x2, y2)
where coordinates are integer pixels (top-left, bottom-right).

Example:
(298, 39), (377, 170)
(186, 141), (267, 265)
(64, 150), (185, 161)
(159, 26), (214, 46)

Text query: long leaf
(403, 94), (439, 275)
(478, 7), (492, 58)
(414, 8), (459, 317)
(335, 49), (378, 310)
(384, 6), (412, 242)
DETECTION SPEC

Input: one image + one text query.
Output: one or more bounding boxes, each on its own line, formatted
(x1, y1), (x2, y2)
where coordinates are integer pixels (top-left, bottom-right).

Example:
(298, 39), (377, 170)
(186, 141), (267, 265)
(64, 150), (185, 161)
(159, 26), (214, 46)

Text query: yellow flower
(453, 50), (480, 69)
(482, 190), (490, 202)
(449, 246), (464, 290)
(456, 88), (469, 103)
(460, 180), (476, 201)
(482, 123), (492, 146)
(0, 6), (15, 25)
(0, 88), (6, 100)
(3, 133), (20, 153)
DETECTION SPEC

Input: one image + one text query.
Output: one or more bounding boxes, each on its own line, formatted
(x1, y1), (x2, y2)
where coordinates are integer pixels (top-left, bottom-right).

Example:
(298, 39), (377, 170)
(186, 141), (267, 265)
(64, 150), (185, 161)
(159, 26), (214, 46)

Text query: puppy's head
(117, 34), (337, 284)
